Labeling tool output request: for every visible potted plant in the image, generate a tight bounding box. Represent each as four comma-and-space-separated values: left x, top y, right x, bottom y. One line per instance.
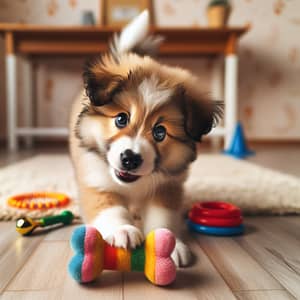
207, 0, 231, 28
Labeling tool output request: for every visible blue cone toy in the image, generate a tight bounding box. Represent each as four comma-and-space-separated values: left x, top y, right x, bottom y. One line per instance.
224, 122, 255, 159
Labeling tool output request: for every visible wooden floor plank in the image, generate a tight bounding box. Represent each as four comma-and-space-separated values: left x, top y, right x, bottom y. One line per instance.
241, 217, 300, 248
1, 290, 62, 300
235, 219, 300, 299
6, 238, 123, 300
283, 216, 300, 231
7, 241, 70, 291
123, 239, 237, 300
195, 234, 283, 292
0, 222, 19, 256
284, 216, 300, 228
0, 233, 45, 294
260, 217, 300, 241
234, 290, 295, 300
3, 274, 123, 300
61, 271, 123, 300
44, 223, 80, 241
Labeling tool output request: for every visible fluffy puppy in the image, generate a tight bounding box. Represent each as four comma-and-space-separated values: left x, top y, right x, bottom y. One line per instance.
69, 11, 223, 267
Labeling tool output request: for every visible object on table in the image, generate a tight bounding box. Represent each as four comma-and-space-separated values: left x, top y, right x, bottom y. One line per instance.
16, 210, 74, 235
69, 226, 176, 286
223, 121, 255, 159
104, 0, 151, 27
81, 10, 96, 25
7, 192, 71, 210
187, 201, 245, 236
207, 0, 231, 28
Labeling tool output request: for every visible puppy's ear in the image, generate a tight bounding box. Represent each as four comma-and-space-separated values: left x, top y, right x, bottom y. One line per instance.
83, 59, 124, 106
183, 91, 223, 142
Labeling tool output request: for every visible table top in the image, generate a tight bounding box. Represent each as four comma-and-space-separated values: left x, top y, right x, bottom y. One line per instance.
0, 23, 248, 34
0, 23, 249, 56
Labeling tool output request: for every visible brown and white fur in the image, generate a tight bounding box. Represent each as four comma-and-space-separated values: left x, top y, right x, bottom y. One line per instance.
69, 11, 223, 267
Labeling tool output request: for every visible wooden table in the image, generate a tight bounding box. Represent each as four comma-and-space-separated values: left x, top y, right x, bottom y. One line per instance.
0, 24, 248, 151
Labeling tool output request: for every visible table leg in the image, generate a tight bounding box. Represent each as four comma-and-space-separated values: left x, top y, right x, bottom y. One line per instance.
224, 54, 238, 150
5, 32, 18, 151
6, 53, 18, 151
22, 57, 34, 148
211, 57, 223, 150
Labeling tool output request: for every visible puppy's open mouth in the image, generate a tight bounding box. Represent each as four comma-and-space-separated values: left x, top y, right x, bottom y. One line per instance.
115, 170, 141, 183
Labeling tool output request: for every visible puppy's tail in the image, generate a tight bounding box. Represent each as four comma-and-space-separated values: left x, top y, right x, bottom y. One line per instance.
109, 10, 164, 58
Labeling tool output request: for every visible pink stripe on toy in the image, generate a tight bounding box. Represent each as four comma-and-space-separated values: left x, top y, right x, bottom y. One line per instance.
154, 228, 176, 285
154, 228, 175, 257
82, 254, 96, 282
81, 227, 99, 282
155, 257, 176, 285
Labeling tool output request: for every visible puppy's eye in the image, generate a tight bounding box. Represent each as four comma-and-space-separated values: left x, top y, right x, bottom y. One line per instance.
115, 112, 129, 128
152, 125, 166, 142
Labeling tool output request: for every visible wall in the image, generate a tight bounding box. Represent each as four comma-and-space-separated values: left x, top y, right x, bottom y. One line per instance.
0, 0, 101, 139
0, 0, 299, 141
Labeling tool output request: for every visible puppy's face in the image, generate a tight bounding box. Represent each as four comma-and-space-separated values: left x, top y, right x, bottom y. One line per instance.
76, 55, 222, 185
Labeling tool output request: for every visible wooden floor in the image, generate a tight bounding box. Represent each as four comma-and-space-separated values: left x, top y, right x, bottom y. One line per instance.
0, 143, 299, 300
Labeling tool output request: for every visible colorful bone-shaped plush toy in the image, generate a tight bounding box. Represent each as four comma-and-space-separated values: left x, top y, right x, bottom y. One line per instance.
68, 225, 176, 286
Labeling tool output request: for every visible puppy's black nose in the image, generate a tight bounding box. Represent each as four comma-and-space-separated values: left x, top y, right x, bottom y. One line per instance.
120, 149, 143, 171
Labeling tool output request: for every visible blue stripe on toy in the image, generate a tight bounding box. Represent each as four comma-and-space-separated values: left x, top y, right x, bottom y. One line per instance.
187, 220, 244, 236
68, 225, 86, 282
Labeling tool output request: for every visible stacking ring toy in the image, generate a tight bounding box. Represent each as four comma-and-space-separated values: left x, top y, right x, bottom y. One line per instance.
189, 213, 243, 227
187, 220, 245, 236
69, 226, 176, 286
187, 201, 244, 236
192, 201, 241, 218
7, 192, 70, 210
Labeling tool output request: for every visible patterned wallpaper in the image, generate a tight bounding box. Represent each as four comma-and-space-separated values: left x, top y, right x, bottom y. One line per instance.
0, 0, 299, 141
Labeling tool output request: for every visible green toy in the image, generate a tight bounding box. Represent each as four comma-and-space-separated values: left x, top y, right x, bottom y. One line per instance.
16, 210, 74, 235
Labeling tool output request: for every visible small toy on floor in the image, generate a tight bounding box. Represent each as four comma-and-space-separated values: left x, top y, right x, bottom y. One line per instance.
7, 192, 70, 210
223, 122, 255, 159
68, 226, 176, 286
16, 210, 74, 235
187, 201, 245, 236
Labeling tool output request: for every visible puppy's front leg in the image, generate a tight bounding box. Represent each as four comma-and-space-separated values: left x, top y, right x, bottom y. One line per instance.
80, 186, 143, 249
143, 185, 192, 267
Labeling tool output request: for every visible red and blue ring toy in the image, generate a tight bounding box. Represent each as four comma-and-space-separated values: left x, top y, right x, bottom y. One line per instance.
191, 201, 241, 218
189, 213, 243, 227
187, 201, 244, 236
187, 220, 245, 236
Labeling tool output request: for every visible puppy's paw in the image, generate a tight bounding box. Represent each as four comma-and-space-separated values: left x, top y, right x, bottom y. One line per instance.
105, 225, 144, 249
171, 239, 192, 268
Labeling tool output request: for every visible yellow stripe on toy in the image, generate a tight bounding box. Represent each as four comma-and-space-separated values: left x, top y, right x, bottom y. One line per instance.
93, 231, 105, 279
144, 230, 156, 284
117, 248, 131, 271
